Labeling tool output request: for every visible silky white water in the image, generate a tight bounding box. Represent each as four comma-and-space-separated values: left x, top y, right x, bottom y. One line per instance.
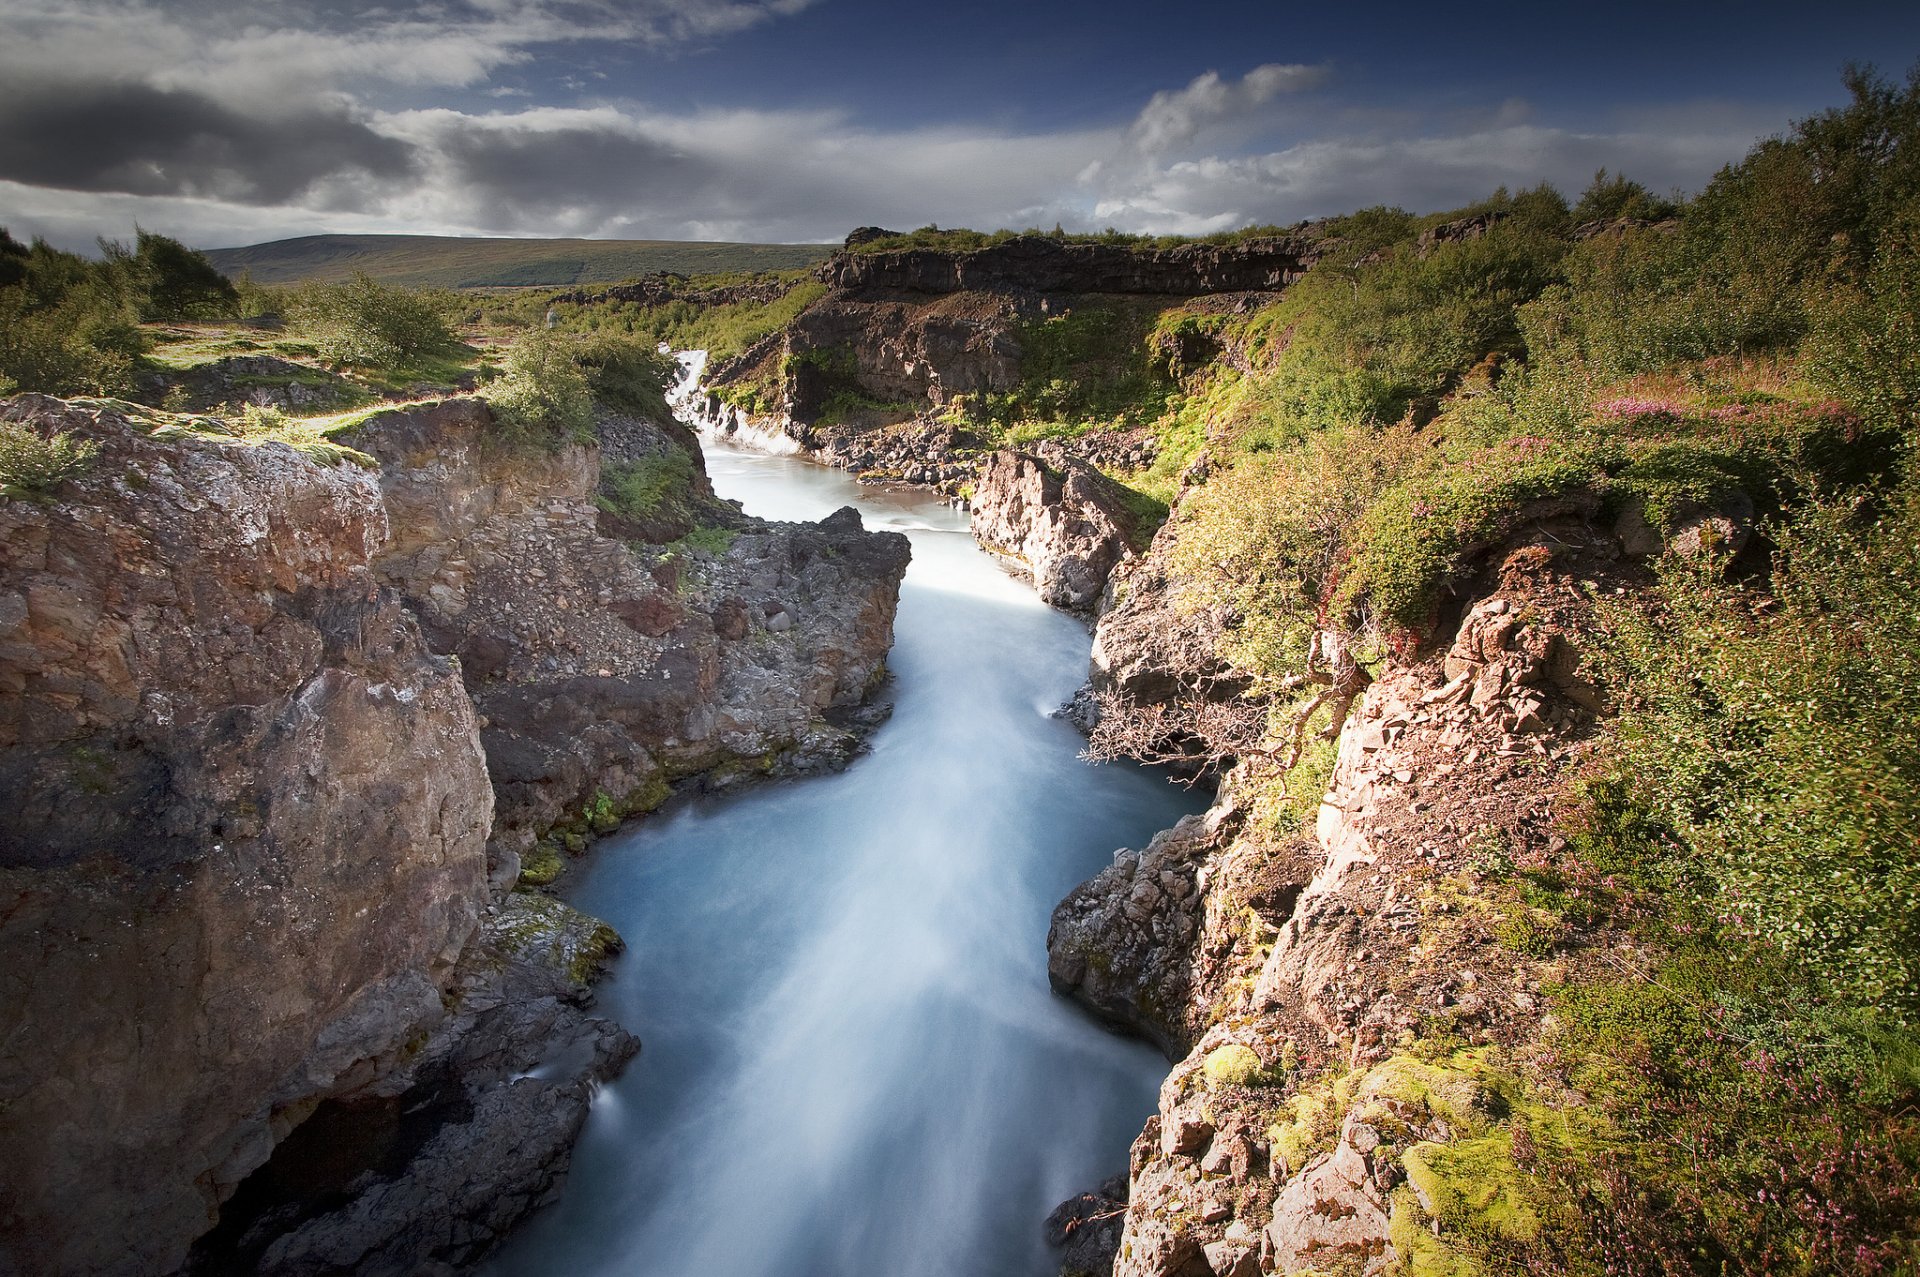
485, 440, 1201, 1277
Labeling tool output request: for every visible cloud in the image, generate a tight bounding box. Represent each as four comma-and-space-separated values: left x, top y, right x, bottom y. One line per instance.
0, 76, 416, 206
368, 105, 1110, 241
1090, 114, 1780, 235
0, 3, 1781, 256
1129, 63, 1331, 155
0, 0, 820, 109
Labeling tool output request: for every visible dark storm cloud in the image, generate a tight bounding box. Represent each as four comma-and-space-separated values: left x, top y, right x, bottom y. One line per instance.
427, 118, 719, 228
0, 78, 417, 205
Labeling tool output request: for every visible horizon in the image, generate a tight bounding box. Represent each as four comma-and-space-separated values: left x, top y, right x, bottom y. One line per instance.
2, 1, 1917, 252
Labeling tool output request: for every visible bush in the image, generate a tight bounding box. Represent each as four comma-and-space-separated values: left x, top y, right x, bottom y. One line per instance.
0, 421, 98, 493
1599, 476, 1920, 1011
287, 273, 455, 369
1570, 168, 1679, 224
1805, 219, 1920, 433
1169, 423, 1423, 679
572, 334, 676, 420
599, 449, 696, 522
481, 330, 594, 442
0, 232, 145, 396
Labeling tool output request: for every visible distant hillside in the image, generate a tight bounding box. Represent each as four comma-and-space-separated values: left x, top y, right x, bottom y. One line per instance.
202, 234, 835, 289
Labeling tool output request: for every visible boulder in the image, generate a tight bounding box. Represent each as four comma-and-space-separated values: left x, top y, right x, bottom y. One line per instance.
971, 447, 1155, 612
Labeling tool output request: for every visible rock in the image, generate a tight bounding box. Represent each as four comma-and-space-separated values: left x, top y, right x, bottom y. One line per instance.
1201, 1240, 1258, 1277
1614, 490, 1754, 560
1048, 816, 1213, 1056
970, 448, 1155, 612
1263, 1117, 1395, 1275
1162, 1111, 1216, 1157
817, 233, 1317, 297
1044, 1175, 1129, 1277
189, 894, 638, 1277
0, 396, 494, 1277
341, 399, 911, 866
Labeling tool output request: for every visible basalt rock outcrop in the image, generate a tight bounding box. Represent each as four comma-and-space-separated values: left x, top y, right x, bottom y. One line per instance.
693, 234, 1316, 516
133, 354, 364, 414
971, 447, 1156, 611
550, 271, 801, 310
818, 234, 1319, 297
0, 395, 494, 1277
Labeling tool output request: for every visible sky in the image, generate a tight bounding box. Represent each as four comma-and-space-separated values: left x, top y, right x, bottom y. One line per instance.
0, 0, 1916, 251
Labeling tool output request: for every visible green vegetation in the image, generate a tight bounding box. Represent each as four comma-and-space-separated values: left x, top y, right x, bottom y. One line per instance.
520, 275, 827, 368
285, 272, 459, 371
104, 229, 240, 321
0, 420, 98, 494
0, 229, 149, 396
479, 329, 596, 443
976, 302, 1177, 434
201, 234, 833, 289
572, 334, 677, 419
1075, 66, 1920, 1273
599, 449, 696, 522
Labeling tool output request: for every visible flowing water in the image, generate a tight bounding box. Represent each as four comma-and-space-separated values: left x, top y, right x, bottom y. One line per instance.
486, 438, 1203, 1277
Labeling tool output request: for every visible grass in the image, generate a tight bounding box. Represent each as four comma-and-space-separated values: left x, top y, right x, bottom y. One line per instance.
203, 234, 834, 289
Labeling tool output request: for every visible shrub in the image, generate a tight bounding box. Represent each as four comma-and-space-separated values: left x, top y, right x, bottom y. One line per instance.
481, 330, 595, 443
287, 273, 455, 369
0, 233, 145, 396
599, 449, 696, 523
1169, 423, 1423, 679
572, 334, 676, 420
1805, 219, 1920, 433
1570, 168, 1679, 224
1598, 476, 1920, 1012
0, 421, 98, 493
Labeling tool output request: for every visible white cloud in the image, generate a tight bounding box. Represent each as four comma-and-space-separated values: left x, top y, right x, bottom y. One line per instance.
1129, 63, 1331, 155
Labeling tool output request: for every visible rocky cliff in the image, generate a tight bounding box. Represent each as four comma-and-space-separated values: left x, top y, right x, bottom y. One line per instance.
692, 234, 1309, 517
0, 390, 911, 1275
1044, 527, 1631, 1277
818, 234, 1317, 296
336, 398, 910, 886
0, 395, 494, 1276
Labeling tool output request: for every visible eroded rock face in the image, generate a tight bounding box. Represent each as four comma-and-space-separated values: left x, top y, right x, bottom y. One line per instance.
0, 396, 494, 1277
341, 400, 912, 877
194, 895, 638, 1277
1079, 550, 1625, 1276
971, 448, 1153, 612
1047, 817, 1213, 1056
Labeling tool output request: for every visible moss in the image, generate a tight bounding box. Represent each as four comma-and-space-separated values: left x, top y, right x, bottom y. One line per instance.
517, 841, 565, 888
1203, 1043, 1271, 1088
492, 890, 623, 986
1401, 1133, 1541, 1244
1389, 1187, 1480, 1277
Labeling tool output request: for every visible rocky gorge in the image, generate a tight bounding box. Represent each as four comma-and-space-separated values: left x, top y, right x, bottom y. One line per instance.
0, 390, 907, 1275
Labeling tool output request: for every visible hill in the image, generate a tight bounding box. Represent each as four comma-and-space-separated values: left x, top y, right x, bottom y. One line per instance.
201, 234, 834, 289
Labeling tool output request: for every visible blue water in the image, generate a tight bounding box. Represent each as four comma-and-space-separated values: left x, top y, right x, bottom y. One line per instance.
486, 443, 1200, 1277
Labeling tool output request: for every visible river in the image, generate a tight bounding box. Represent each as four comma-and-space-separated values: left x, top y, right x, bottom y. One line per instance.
484, 437, 1203, 1277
